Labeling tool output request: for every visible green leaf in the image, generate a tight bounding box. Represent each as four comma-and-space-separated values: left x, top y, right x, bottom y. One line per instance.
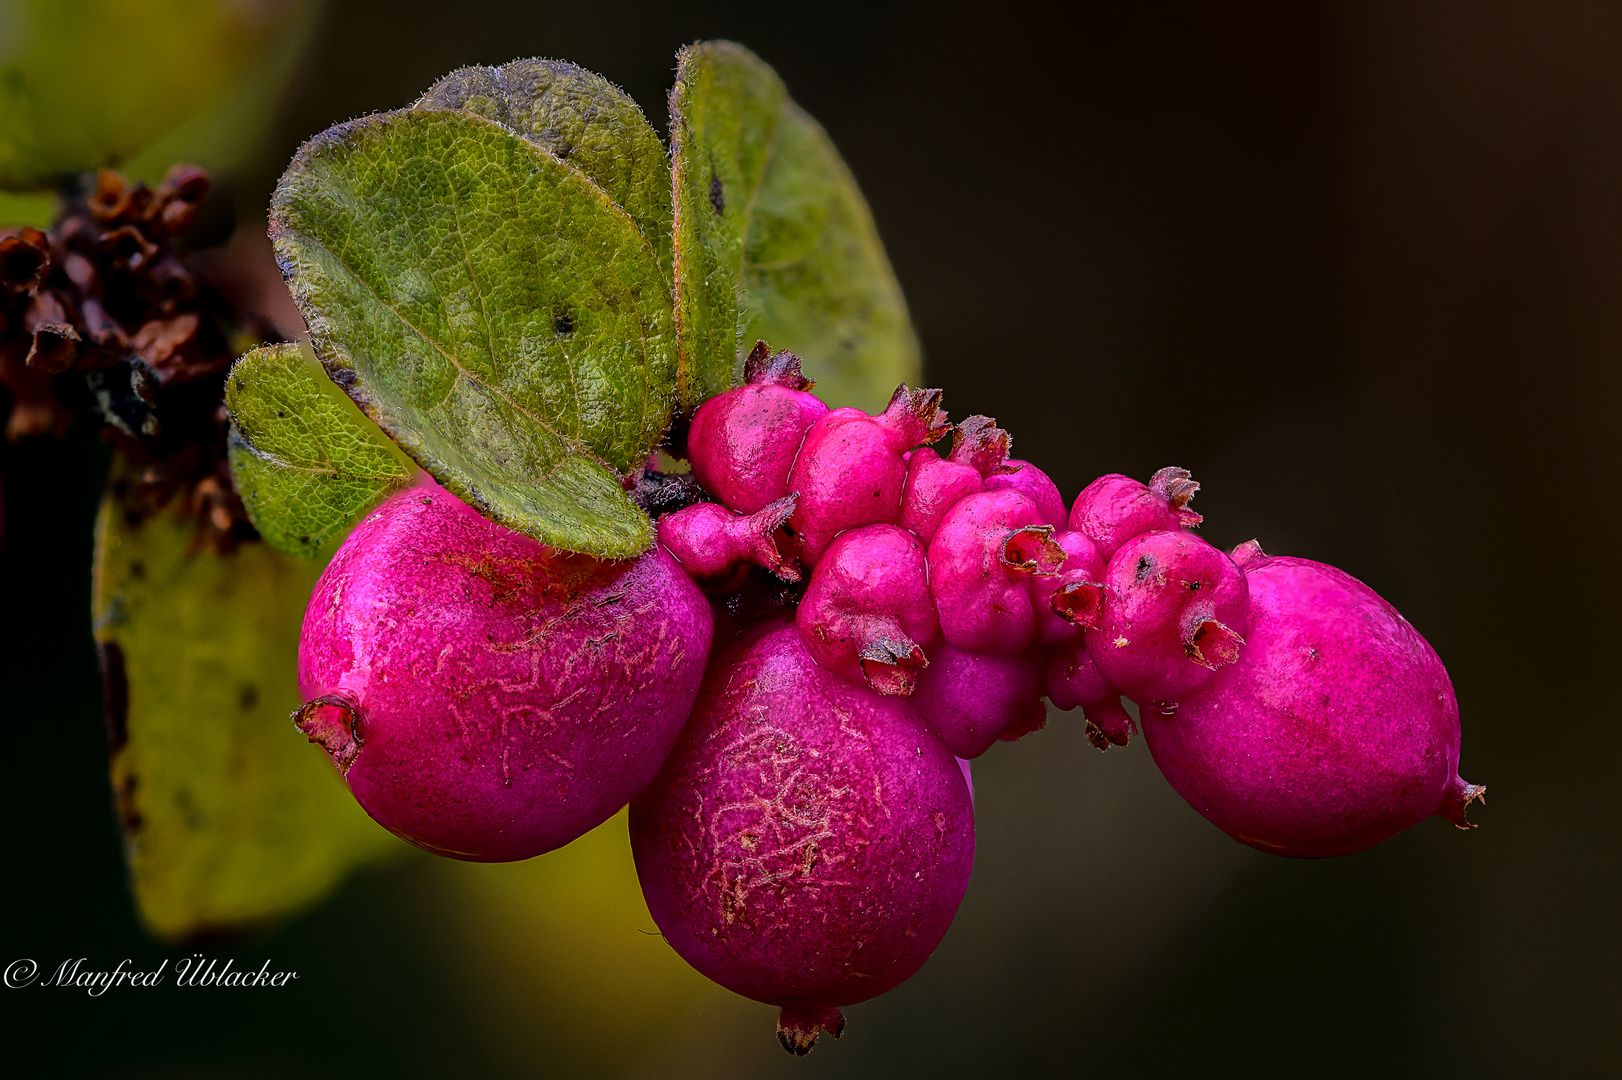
670, 41, 920, 412
92, 471, 403, 942
0, 0, 320, 190
226, 342, 414, 561
416, 57, 674, 284
270, 108, 675, 558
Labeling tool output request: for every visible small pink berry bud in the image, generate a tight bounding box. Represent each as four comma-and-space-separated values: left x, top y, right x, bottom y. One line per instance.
657, 494, 800, 589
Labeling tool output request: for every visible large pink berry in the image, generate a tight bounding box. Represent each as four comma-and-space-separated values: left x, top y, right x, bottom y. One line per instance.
1068, 467, 1202, 560
898, 414, 1014, 544
630, 621, 974, 1054
786, 384, 950, 565
927, 488, 1065, 654
913, 643, 1047, 759
688, 342, 829, 514
1142, 550, 1484, 857
295, 478, 713, 862
657, 494, 800, 590
796, 523, 938, 695
984, 459, 1067, 530
1087, 530, 1247, 709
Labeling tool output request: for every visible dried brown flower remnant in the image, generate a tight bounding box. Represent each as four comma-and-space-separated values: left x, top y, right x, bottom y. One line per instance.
0, 164, 281, 550
0, 227, 52, 300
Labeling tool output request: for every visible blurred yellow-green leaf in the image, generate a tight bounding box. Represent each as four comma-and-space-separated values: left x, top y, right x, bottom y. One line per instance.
428, 810, 733, 1075
0, 0, 320, 190
670, 41, 920, 412
0, 186, 55, 226
92, 470, 403, 941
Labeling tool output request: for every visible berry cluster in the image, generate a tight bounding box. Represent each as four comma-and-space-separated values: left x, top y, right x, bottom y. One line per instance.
295, 340, 1480, 1055
663, 345, 1234, 760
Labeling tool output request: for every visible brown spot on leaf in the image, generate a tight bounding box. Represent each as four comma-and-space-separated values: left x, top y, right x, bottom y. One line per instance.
112, 772, 142, 834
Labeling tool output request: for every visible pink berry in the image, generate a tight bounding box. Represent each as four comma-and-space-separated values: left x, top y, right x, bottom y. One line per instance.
927, 489, 1066, 654
657, 494, 800, 590
295, 478, 713, 862
630, 621, 974, 1054
786, 384, 950, 565
913, 643, 1047, 759
1142, 550, 1484, 857
1047, 641, 1136, 750
1068, 467, 1203, 560
1027, 529, 1106, 646
984, 459, 1067, 530
688, 342, 829, 514
1086, 530, 1247, 709
898, 414, 1014, 543
796, 523, 938, 695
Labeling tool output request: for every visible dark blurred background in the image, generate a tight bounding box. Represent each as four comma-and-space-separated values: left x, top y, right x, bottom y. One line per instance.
4, 1, 1618, 1076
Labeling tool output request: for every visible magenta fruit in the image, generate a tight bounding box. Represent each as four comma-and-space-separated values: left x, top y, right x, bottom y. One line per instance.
687, 342, 828, 515
984, 458, 1067, 531
1142, 550, 1483, 857
656, 494, 800, 589
630, 621, 975, 1054
296, 478, 713, 862
1087, 529, 1247, 709
796, 523, 938, 695
928, 488, 1066, 653
1068, 467, 1202, 560
913, 643, 1048, 759
898, 414, 1014, 543
786, 384, 950, 565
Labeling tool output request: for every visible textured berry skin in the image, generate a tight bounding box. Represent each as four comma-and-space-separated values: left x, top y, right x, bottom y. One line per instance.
1087, 530, 1247, 708
928, 489, 1064, 654
630, 622, 974, 1054
984, 459, 1067, 530
898, 415, 1013, 543
688, 344, 828, 515
296, 478, 713, 862
657, 495, 800, 588
1068, 468, 1202, 560
796, 523, 938, 695
1142, 554, 1483, 858
913, 643, 1047, 759
787, 385, 948, 565
897, 446, 970, 544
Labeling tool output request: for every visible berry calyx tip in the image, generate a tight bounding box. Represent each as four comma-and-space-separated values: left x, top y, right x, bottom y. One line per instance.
776, 1005, 846, 1056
